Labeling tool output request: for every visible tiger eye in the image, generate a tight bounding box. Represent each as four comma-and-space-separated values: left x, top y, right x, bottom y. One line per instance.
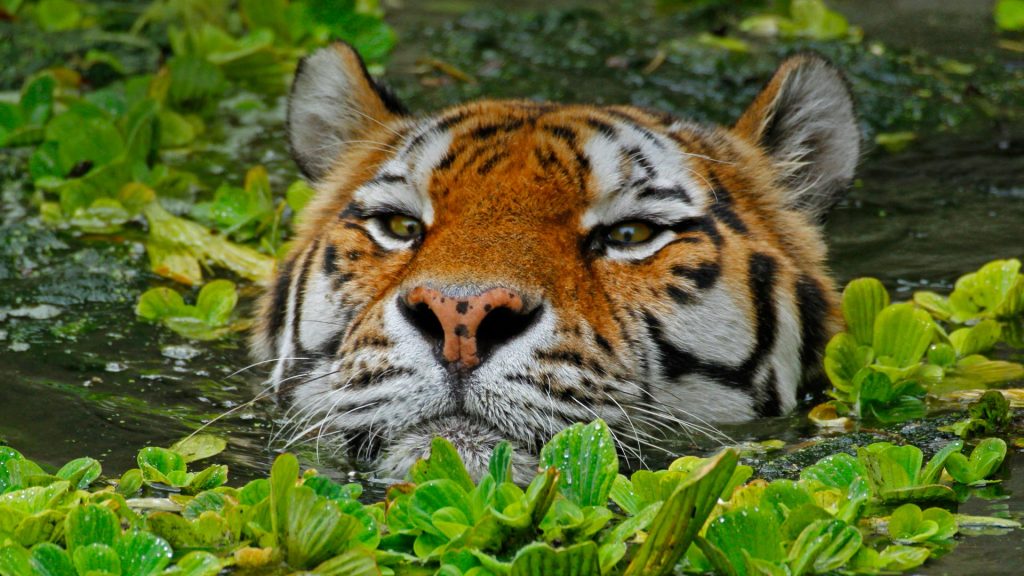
607, 221, 654, 245
386, 215, 424, 239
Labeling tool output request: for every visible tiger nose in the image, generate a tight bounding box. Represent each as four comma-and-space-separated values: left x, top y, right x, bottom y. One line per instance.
401, 286, 539, 370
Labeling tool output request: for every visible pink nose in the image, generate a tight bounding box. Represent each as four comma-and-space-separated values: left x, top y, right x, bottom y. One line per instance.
404, 286, 526, 369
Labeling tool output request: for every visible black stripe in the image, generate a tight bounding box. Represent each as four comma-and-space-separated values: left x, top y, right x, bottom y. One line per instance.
477, 152, 504, 175
755, 368, 783, 417
747, 253, 779, 366
585, 117, 617, 138
370, 173, 406, 185
672, 261, 720, 290
291, 239, 321, 353
266, 258, 295, 339
467, 119, 525, 141
320, 329, 345, 358
645, 252, 779, 392
666, 285, 692, 306
342, 222, 386, 251
605, 109, 665, 147
623, 146, 655, 179
436, 149, 458, 171
795, 275, 831, 386
544, 125, 578, 146
535, 349, 585, 367
637, 185, 692, 204
322, 244, 337, 277
437, 111, 470, 131
707, 174, 749, 234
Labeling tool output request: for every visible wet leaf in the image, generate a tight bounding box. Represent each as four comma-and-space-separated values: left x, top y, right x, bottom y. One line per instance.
624, 448, 738, 576
539, 419, 618, 508
510, 541, 600, 576
873, 303, 934, 368
409, 438, 474, 493
169, 435, 227, 463
65, 504, 120, 553
29, 543, 76, 576
116, 530, 173, 576
72, 543, 121, 575
161, 551, 222, 576
56, 458, 101, 490
841, 278, 889, 346
888, 504, 956, 544
944, 438, 1007, 486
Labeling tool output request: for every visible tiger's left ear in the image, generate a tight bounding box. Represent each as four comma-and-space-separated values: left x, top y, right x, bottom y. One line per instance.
734, 54, 859, 220
288, 42, 408, 182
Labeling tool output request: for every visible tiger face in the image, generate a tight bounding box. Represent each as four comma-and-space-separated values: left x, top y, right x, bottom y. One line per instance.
253, 43, 859, 479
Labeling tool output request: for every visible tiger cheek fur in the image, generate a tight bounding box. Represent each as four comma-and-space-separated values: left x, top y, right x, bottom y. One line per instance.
252, 42, 858, 480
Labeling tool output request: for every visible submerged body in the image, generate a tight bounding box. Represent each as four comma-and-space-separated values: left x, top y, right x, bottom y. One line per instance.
252, 44, 859, 478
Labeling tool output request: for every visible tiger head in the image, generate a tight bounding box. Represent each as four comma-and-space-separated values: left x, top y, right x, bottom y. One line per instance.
252, 43, 859, 479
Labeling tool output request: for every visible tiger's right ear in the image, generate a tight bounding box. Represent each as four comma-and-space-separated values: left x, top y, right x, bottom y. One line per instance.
287, 42, 407, 181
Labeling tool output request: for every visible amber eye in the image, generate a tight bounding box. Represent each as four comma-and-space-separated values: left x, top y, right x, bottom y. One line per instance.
606, 221, 655, 245
384, 214, 424, 239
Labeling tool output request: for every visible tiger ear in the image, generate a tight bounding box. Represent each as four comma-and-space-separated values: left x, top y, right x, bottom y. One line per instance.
287, 42, 407, 181
734, 54, 859, 220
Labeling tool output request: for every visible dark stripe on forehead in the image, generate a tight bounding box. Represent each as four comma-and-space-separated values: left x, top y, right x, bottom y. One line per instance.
585, 117, 617, 138
467, 119, 526, 141
624, 146, 655, 181
637, 184, 692, 204
604, 109, 666, 148
403, 112, 470, 153
707, 175, 749, 235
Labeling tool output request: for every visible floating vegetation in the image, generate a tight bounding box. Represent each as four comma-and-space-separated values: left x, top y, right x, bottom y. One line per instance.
818, 260, 1024, 425
0, 421, 1017, 575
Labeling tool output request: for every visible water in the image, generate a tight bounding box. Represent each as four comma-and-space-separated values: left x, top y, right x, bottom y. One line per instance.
1, 0, 1022, 572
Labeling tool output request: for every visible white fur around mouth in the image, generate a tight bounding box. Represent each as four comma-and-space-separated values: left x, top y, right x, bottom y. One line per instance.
375, 415, 538, 482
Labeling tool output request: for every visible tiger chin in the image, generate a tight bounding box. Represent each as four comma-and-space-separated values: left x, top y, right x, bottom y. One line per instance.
251, 42, 859, 481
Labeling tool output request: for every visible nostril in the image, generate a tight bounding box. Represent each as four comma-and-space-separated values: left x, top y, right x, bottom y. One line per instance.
475, 305, 543, 361
401, 286, 541, 370
400, 298, 446, 351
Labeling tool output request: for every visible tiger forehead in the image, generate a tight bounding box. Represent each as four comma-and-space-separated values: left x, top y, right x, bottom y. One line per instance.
373, 102, 712, 223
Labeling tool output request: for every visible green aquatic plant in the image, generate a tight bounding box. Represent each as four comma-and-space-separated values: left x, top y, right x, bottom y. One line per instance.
940, 390, 1012, 439
0, 423, 1015, 576
821, 273, 1024, 424
136, 279, 248, 340
943, 438, 1008, 487
914, 259, 1024, 325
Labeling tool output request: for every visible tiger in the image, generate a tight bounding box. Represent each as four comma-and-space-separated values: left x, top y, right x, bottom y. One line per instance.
251, 42, 859, 480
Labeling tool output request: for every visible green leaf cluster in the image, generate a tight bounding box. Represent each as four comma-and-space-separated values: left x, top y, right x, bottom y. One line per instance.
823, 271, 1024, 424
939, 390, 1012, 439
136, 280, 247, 340
2, 422, 1016, 576
6, 0, 394, 337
